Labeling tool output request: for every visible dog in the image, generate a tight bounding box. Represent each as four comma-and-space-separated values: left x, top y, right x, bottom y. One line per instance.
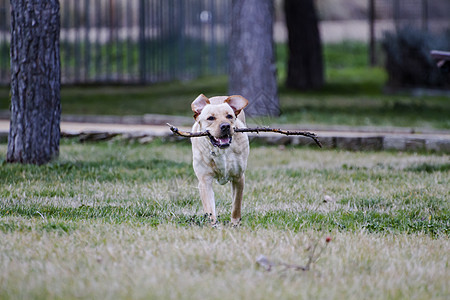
190, 94, 250, 226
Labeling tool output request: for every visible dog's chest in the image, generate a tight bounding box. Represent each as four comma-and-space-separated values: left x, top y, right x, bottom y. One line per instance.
210, 150, 242, 185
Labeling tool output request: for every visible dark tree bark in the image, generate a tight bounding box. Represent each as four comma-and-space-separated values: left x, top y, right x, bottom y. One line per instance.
229, 0, 279, 117
284, 0, 324, 90
7, 0, 61, 165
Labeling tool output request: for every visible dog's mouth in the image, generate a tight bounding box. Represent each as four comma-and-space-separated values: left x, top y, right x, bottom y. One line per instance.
208, 134, 232, 149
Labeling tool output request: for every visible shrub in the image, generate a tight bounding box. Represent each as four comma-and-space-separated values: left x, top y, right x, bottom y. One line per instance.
382, 28, 450, 89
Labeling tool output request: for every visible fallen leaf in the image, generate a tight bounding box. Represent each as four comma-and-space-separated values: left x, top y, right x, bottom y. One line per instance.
323, 195, 336, 203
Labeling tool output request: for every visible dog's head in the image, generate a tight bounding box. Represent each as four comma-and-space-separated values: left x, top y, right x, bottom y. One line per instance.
192, 94, 249, 149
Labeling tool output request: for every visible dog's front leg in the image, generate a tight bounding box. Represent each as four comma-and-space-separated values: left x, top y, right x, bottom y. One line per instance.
198, 176, 217, 224
231, 174, 245, 226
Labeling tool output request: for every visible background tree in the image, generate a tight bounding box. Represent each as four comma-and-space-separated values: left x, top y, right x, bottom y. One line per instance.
7, 0, 61, 165
284, 0, 324, 90
229, 0, 279, 117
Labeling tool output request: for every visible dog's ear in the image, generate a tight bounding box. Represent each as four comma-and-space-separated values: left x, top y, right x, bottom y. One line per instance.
225, 95, 249, 116
191, 94, 210, 119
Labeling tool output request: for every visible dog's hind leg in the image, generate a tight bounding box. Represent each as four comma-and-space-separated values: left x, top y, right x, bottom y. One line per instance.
231, 174, 245, 226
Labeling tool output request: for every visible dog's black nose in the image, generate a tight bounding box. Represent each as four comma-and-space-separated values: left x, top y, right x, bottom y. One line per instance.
220, 123, 231, 134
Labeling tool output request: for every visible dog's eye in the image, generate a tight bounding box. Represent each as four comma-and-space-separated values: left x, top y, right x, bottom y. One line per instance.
207, 116, 216, 121
226, 114, 233, 119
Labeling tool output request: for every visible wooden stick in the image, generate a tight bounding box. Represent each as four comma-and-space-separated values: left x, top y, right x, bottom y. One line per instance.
167, 123, 322, 148
167, 123, 210, 138
235, 127, 322, 148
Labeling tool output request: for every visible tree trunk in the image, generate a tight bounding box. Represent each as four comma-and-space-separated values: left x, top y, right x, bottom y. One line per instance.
229, 0, 279, 117
7, 0, 61, 165
284, 0, 324, 90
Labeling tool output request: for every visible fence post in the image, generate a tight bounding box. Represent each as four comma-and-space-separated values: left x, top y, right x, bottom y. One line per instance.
368, 0, 376, 66
209, 0, 217, 74
422, 0, 428, 31
393, 0, 400, 32
0, 1, 8, 83
84, 0, 91, 82
138, 0, 146, 83
178, 0, 185, 79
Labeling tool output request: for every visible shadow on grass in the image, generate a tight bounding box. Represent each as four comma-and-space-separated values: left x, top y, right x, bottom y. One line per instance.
0, 158, 194, 184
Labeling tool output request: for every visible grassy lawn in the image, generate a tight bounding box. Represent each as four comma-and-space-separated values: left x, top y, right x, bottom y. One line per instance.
1, 140, 449, 299
0, 42, 449, 298
1, 42, 449, 129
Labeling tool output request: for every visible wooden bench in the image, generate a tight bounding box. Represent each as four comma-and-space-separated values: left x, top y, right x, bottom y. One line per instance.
431, 50, 450, 69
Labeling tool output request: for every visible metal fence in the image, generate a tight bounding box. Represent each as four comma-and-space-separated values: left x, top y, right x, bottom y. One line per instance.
0, 1, 8, 85
1, 0, 449, 85
375, 0, 449, 32
369, 0, 450, 65
0, 0, 231, 85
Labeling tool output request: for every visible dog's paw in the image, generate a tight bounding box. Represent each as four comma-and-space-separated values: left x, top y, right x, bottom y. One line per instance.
205, 213, 220, 228
231, 218, 241, 228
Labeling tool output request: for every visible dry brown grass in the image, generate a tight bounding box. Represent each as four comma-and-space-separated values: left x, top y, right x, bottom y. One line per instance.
1, 220, 448, 300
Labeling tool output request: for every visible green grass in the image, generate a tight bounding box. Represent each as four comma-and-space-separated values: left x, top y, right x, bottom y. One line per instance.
1, 42, 449, 129
1, 140, 449, 299
1, 140, 448, 236
62, 75, 230, 116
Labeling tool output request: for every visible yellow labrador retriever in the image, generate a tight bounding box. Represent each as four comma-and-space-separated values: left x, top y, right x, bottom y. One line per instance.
191, 94, 249, 226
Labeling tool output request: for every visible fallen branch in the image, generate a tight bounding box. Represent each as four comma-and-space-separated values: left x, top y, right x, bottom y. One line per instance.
256, 255, 310, 272
235, 127, 322, 148
167, 123, 211, 138
167, 123, 322, 148
256, 236, 332, 273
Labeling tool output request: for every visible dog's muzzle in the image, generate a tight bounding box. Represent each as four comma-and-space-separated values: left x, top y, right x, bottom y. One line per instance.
208, 123, 232, 149
209, 135, 232, 149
